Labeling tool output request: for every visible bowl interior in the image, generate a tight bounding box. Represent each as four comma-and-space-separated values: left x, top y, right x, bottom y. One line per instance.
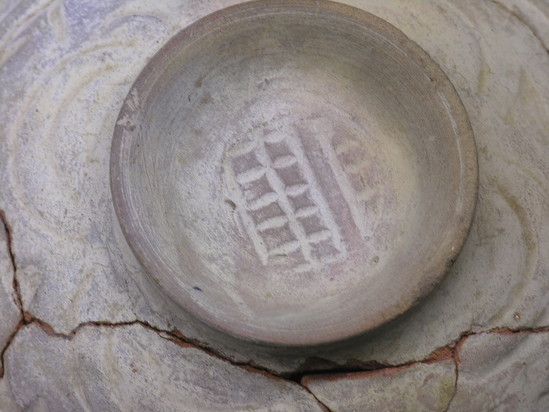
111, 1, 477, 346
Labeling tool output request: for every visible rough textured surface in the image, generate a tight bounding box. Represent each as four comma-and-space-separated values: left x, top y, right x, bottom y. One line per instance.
3, 0, 549, 373
303, 360, 456, 411
111, 0, 477, 347
0, 215, 21, 377
448, 332, 549, 411
4, 323, 324, 411
1, 0, 549, 409
0, 377, 18, 412
316, 0, 549, 367
495, 0, 549, 50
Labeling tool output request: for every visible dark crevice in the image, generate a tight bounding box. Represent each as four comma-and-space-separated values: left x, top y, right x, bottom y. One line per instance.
443, 331, 471, 412
156, 325, 288, 380
491, 0, 549, 56
22, 315, 335, 410
2, 202, 549, 404
487, 325, 549, 334
293, 325, 549, 382
138, 324, 333, 410
0, 319, 23, 378
0, 210, 23, 378
2, 206, 549, 406
441, 326, 549, 411
286, 356, 392, 381
0, 210, 23, 310
20, 315, 287, 379
299, 384, 334, 412
5, 306, 549, 405
292, 343, 455, 383
294, 358, 415, 383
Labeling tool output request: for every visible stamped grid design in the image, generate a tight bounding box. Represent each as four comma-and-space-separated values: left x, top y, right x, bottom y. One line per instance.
321, 130, 376, 239
224, 130, 345, 271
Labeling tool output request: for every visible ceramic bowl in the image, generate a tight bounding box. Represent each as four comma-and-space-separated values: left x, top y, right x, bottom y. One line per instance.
111, 0, 477, 346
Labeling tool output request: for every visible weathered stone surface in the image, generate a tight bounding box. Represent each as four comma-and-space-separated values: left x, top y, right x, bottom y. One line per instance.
0, 378, 18, 412
303, 360, 456, 412
0, 0, 241, 336
448, 332, 549, 411
495, 0, 549, 50
4, 323, 324, 411
314, 0, 549, 367
0, 216, 20, 375
0, 0, 549, 407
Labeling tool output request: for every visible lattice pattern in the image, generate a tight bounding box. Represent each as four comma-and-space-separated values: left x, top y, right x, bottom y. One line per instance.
224, 130, 344, 271
322, 131, 377, 238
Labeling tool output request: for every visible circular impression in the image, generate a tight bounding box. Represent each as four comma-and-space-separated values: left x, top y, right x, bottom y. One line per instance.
111, 0, 478, 346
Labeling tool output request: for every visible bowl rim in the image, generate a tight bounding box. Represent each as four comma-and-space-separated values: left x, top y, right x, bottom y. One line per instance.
110, 0, 479, 347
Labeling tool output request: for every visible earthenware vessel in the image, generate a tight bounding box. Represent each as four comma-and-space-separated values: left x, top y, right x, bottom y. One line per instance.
111, 0, 477, 346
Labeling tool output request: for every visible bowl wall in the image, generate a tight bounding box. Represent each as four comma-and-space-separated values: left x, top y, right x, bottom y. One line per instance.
111, 0, 477, 346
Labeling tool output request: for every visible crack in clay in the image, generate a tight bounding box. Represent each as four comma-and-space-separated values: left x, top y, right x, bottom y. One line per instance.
297, 340, 463, 412
0, 210, 23, 311
442, 326, 549, 411
5, 302, 549, 407
296, 325, 549, 383
148, 327, 334, 410
0, 319, 23, 378
2, 202, 549, 405
300, 386, 333, 412
484, 325, 549, 335
18, 315, 334, 411
2, 204, 549, 408
299, 326, 549, 411
443, 331, 471, 412
299, 344, 458, 388
0, 210, 23, 378
491, 0, 549, 56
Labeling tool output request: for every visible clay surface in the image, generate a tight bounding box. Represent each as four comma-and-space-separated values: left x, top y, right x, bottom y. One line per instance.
304, 360, 456, 411
0, 216, 20, 377
1, 0, 549, 409
4, 323, 324, 411
448, 332, 549, 411
111, 0, 477, 346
